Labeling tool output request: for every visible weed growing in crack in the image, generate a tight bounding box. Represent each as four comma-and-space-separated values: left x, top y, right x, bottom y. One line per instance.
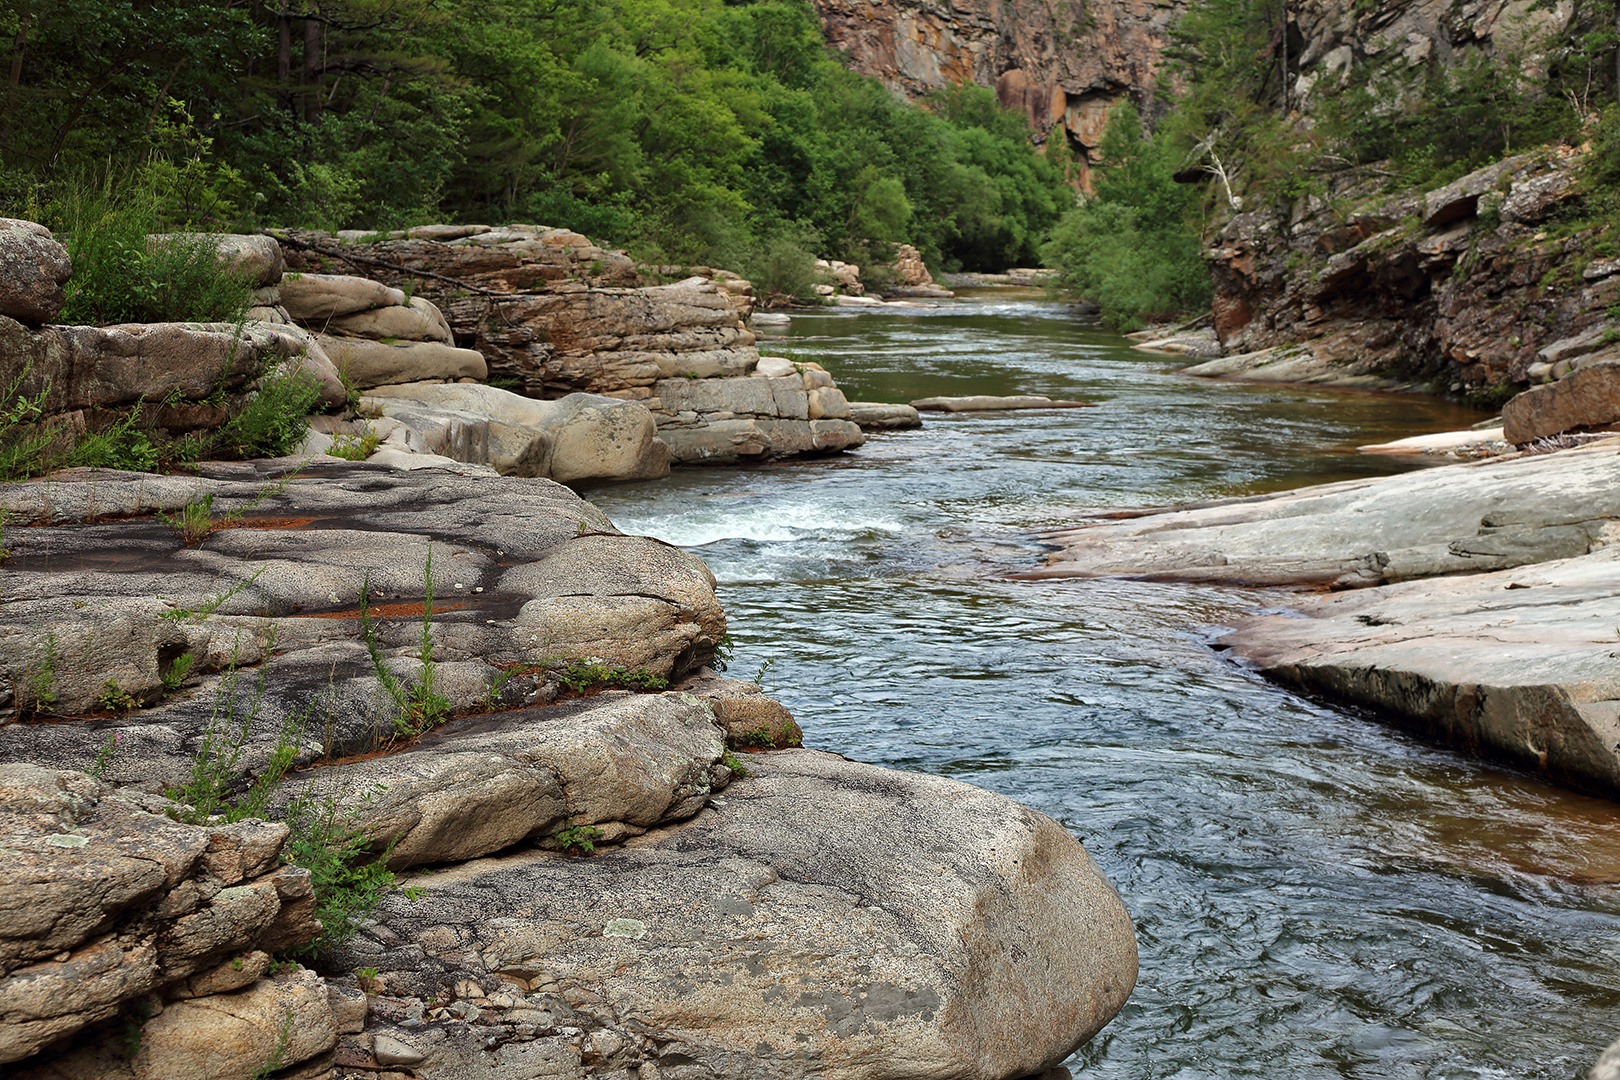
555, 822, 605, 854
360, 547, 450, 744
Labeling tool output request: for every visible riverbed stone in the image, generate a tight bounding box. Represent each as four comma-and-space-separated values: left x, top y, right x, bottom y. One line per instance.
324, 296, 454, 344
1036, 441, 1620, 587
910, 395, 1091, 412
0, 218, 72, 325
331, 748, 1136, 1079
849, 402, 923, 430
673, 671, 804, 749
1217, 542, 1620, 797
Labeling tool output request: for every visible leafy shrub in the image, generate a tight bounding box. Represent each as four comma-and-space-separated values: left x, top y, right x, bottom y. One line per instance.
55, 175, 253, 326
219, 364, 321, 459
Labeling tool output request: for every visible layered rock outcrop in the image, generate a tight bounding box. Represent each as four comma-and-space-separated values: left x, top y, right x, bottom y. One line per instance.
281, 228, 865, 464
0, 463, 1139, 1078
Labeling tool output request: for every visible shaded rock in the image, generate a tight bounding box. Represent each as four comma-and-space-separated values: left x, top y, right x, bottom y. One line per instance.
1035, 442, 1620, 587
1502, 361, 1620, 443
1217, 544, 1620, 797
279, 273, 405, 321
0, 765, 310, 1064
849, 401, 923, 430
273, 692, 728, 869
1421, 155, 1530, 228
324, 296, 453, 344
317, 334, 486, 389
0, 461, 725, 781
363, 382, 670, 482
131, 969, 336, 1080
336, 748, 1136, 1079
0, 218, 72, 325
406, 224, 491, 242
911, 395, 1091, 412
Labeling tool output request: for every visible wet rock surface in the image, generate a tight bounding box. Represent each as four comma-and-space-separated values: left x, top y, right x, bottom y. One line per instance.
326, 748, 1137, 1080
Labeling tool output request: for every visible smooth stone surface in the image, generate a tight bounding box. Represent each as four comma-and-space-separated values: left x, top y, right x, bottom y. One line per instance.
0, 218, 72, 325
317, 334, 487, 388
1217, 544, 1620, 797
910, 395, 1091, 412
324, 296, 454, 344
1359, 426, 1506, 454
1035, 443, 1620, 588
339, 748, 1136, 1080
848, 401, 923, 430
273, 693, 729, 869
364, 383, 670, 482
280, 273, 406, 321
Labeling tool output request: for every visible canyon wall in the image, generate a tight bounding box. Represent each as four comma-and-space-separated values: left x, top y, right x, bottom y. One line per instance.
812, 0, 1183, 185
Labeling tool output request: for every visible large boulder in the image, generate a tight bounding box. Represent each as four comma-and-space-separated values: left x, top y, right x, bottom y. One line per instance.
327, 748, 1137, 1079
0, 219, 72, 325
268, 692, 730, 868
317, 333, 486, 388
0, 316, 343, 419
325, 296, 453, 343
363, 382, 671, 482
279, 272, 405, 321
1502, 361, 1620, 444
149, 233, 284, 288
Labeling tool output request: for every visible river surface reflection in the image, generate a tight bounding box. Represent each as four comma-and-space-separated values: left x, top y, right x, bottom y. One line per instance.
586, 293, 1620, 1079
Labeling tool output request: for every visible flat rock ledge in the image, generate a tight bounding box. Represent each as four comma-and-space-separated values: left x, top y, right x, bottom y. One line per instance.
0, 460, 724, 782
1031, 442, 1620, 795
1032, 442, 1620, 589
321, 748, 1137, 1080
1216, 545, 1620, 798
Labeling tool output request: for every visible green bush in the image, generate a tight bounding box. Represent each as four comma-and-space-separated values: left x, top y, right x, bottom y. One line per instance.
1043, 103, 1211, 329
54, 175, 253, 326
218, 364, 321, 460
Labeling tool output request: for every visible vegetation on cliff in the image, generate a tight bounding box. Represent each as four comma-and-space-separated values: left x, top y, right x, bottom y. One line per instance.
0, 0, 1069, 275
1044, 0, 1620, 329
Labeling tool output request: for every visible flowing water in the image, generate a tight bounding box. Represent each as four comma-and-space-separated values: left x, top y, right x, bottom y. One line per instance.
586, 292, 1620, 1079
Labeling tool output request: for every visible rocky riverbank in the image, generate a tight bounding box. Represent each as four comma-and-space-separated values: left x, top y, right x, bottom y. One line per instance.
1034, 437, 1620, 799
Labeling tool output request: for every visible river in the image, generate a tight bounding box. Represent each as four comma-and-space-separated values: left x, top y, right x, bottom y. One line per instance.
586, 292, 1620, 1079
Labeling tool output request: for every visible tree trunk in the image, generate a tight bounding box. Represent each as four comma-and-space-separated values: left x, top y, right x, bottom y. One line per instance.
8, 9, 31, 87
278, 9, 292, 114
303, 14, 322, 124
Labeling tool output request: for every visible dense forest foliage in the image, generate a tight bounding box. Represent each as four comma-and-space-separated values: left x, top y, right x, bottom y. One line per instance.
0, 0, 1073, 280
1045, 0, 1620, 328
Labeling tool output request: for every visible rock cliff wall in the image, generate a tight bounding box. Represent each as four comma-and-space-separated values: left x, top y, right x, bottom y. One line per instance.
812, 0, 1182, 185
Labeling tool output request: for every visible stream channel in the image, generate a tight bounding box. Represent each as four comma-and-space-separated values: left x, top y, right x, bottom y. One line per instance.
586, 291, 1620, 1079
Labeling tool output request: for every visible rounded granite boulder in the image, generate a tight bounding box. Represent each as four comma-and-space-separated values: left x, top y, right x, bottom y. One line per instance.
0, 218, 72, 325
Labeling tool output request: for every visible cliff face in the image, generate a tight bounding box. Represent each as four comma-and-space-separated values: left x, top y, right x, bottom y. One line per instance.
811, 0, 1183, 184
